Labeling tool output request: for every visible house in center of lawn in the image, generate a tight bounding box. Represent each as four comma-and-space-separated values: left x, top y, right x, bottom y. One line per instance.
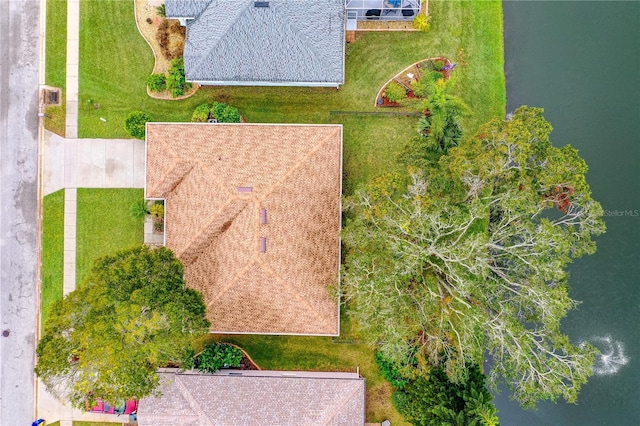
145, 123, 342, 335
165, 0, 346, 87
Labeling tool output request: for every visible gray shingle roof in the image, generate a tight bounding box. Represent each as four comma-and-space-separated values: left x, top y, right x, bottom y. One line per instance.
165, 0, 210, 18
137, 370, 366, 425
166, 0, 345, 85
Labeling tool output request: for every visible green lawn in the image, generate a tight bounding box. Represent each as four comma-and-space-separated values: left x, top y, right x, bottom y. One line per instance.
337, 113, 417, 196
78, 0, 504, 139
75, 189, 144, 286
41, 190, 65, 328
44, 0, 67, 135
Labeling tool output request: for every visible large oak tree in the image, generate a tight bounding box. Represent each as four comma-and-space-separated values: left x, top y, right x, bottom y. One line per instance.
36, 246, 210, 408
342, 107, 605, 408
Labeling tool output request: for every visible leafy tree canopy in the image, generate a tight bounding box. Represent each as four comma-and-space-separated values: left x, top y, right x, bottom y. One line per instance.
36, 246, 210, 409
393, 363, 499, 426
343, 106, 605, 408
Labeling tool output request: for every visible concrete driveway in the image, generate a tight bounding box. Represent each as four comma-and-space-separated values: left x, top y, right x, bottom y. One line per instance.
43, 131, 146, 195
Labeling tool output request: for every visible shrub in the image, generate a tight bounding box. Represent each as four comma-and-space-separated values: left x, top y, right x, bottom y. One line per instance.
412, 13, 430, 32
375, 351, 408, 389
130, 199, 150, 220
124, 111, 152, 139
150, 203, 164, 220
156, 3, 166, 17
153, 221, 164, 232
384, 81, 407, 103
411, 78, 430, 98
195, 343, 243, 373
393, 365, 500, 426
191, 103, 211, 122
434, 59, 446, 71
212, 102, 241, 123
146, 73, 167, 92
166, 58, 192, 97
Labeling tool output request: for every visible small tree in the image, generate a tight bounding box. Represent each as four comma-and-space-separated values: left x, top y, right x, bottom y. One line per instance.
130, 198, 151, 220
124, 111, 152, 139
195, 342, 243, 373
147, 73, 167, 92
156, 3, 166, 17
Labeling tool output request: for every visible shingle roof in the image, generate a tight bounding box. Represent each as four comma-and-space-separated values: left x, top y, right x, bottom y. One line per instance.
137, 370, 365, 426
145, 123, 342, 335
165, 0, 345, 85
165, 0, 210, 17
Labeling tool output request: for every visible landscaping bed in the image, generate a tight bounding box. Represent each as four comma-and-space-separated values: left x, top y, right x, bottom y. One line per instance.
134, 0, 199, 100
375, 56, 452, 107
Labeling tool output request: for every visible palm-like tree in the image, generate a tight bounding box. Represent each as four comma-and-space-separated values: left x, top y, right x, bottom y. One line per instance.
417, 79, 469, 153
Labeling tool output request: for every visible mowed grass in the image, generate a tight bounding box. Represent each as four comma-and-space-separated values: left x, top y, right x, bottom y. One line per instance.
44, 0, 67, 135
75, 189, 144, 286
337, 113, 417, 196
41, 190, 65, 326
79, 0, 504, 139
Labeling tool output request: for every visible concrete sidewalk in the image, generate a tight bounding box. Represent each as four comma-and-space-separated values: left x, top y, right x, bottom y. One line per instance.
43, 130, 146, 195
65, 0, 79, 138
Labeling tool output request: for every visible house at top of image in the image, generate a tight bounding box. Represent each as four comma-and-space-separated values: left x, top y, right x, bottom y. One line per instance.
145, 123, 343, 336
165, 0, 346, 87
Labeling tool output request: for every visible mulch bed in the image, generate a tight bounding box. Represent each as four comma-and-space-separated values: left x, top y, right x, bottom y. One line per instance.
235, 353, 260, 370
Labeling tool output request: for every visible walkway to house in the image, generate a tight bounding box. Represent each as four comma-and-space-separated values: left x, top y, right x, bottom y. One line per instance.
37, 0, 145, 422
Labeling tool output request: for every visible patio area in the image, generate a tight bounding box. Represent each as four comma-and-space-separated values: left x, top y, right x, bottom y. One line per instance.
346, 0, 421, 21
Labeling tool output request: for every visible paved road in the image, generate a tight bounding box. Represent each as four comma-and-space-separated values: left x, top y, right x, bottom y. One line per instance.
0, 0, 41, 424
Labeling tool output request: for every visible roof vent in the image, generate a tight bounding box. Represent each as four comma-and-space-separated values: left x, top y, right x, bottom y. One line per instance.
254, 1, 269, 7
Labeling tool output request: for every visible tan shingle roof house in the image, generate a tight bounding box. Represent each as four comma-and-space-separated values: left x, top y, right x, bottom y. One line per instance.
145, 123, 342, 335
137, 369, 366, 425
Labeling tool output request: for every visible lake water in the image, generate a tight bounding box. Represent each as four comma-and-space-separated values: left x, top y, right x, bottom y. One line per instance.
498, 1, 640, 424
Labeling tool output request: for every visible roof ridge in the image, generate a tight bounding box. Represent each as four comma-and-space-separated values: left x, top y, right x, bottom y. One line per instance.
190, 0, 252, 77
318, 380, 363, 424
255, 257, 334, 331
177, 198, 247, 262
173, 375, 214, 426
259, 128, 337, 201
